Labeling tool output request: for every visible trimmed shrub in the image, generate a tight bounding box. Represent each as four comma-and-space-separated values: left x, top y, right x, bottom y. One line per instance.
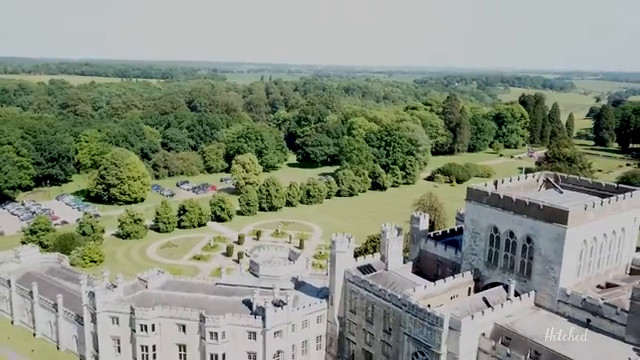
238, 233, 246, 245
237, 251, 245, 261
429, 163, 473, 184
463, 163, 495, 178
226, 244, 235, 258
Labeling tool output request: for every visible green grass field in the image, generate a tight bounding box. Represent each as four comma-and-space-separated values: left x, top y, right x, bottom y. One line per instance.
0, 74, 157, 85
223, 72, 302, 84
499, 88, 596, 120
156, 236, 204, 260
0, 318, 77, 360
572, 80, 640, 93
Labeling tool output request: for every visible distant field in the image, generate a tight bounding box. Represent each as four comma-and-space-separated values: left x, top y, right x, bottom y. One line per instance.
223, 72, 302, 84
629, 96, 640, 101
499, 87, 596, 120
573, 80, 640, 93
0, 74, 158, 85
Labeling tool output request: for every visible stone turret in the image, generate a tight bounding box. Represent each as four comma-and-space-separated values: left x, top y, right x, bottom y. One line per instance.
455, 208, 465, 226
381, 223, 404, 270
327, 233, 355, 359
410, 212, 430, 260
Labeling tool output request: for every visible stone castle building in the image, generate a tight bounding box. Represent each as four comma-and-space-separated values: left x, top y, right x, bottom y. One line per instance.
0, 244, 328, 360
2, 171, 640, 360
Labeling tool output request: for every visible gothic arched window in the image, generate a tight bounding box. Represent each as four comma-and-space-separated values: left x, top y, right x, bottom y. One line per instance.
597, 235, 606, 271
616, 229, 626, 265
587, 237, 597, 274
502, 231, 517, 273
518, 236, 534, 278
412, 350, 430, 360
577, 240, 587, 277
606, 231, 616, 268
487, 226, 501, 266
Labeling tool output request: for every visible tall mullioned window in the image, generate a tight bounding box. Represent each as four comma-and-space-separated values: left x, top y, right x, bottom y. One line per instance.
365, 302, 374, 324
587, 238, 596, 274
487, 226, 501, 266
502, 231, 517, 273
576, 240, 587, 277
606, 231, 616, 268
597, 235, 606, 271
349, 290, 358, 314
518, 236, 534, 278
615, 229, 626, 265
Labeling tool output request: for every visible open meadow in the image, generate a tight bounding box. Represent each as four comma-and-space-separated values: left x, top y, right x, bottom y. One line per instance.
0, 74, 156, 85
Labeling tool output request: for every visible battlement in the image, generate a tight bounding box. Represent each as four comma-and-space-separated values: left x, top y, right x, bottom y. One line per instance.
467, 172, 640, 227
420, 238, 462, 263
410, 211, 429, 228
405, 271, 473, 299
330, 233, 355, 252
427, 225, 464, 243
381, 223, 403, 240
345, 269, 446, 328
449, 291, 536, 331
557, 287, 629, 325
136, 268, 170, 288
354, 252, 381, 265
248, 244, 307, 279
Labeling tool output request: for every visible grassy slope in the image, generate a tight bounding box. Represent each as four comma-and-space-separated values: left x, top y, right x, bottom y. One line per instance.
156, 236, 205, 260
0, 318, 77, 360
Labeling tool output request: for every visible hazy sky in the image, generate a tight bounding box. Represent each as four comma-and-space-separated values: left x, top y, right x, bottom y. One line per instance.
1, 0, 638, 71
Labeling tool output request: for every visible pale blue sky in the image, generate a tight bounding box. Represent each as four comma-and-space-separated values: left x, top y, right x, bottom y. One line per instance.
1, 0, 638, 71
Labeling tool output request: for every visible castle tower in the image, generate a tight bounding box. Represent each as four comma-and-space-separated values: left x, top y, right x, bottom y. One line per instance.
327, 233, 355, 359
380, 223, 404, 270
409, 212, 430, 261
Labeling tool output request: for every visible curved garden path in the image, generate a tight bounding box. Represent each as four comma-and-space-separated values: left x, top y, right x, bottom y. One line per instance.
144, 219, 325, 278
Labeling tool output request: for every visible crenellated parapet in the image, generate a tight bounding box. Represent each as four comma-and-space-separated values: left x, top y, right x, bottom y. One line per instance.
449, 291, 536, 331
344, 269, 446, 328
330, 233, 355, 253
404, 271, 473, 299
557, 287, 628, 325
467, 172, 640, 227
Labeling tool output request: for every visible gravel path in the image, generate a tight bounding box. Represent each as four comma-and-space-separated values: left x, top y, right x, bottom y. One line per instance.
144, 220, 325, 278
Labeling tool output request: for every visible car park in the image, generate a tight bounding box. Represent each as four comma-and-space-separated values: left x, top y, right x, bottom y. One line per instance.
176, 181, 193, 191
151, 184, 163, 192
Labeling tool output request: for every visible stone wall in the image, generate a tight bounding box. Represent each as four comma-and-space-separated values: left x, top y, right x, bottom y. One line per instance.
462, 202, 567, 310
556, 287, 628, 338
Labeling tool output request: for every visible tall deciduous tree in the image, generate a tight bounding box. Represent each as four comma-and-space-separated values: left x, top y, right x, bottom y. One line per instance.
238, 185, 259, 216
593, 105, 616, 147
519, 93, 548, 145
300, 178, 327, 205
413, 192, 448, 230
21, 215, 56, 250
153, 200, 178, 233
468, 111, 497, 152
486, 104, 530, 149
224, 123, 288, 170
200, 142, 228, 173
614, 103, 640, 151
117, 209, 148, 240
334, 168, 361, 197
89, 148, 151, 205
177, 199, 209, 229
0, 145, 35, 200
285, 182, 302, 207
76, 213, 105, 243
75, 129, 111, 172
230, 153, 263, 192
565, 113, 575, 139
209, 194, 235, 222
257, 177, 286, 212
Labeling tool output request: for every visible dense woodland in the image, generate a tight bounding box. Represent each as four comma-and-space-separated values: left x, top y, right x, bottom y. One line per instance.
1, 60, 637, 201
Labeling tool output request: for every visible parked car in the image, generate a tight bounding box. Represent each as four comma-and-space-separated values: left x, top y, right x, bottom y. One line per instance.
220, 177, 234, 184
176, 181, 193, 191
160, 189, 175, 198
151, 184, 163, 192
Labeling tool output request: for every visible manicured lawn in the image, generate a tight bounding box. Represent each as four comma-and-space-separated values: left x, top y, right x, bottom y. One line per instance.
0, 74, 156, 85
0, 317, 77, 360
254, 220, 314, 233
223, 72, 302, 84
157, 236, 204, 260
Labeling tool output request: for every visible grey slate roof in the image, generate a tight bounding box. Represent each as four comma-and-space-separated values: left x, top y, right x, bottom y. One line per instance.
522, 189, 601, 208
444, 286, 508, 317
16, 269, 83, 315
125, 290, 254, 316
364, 265, 429, 294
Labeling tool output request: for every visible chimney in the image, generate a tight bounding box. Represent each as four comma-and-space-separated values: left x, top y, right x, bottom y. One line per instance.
507, 279, 516, 299
251, 289, 259, 314
272, 284, 280, 301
